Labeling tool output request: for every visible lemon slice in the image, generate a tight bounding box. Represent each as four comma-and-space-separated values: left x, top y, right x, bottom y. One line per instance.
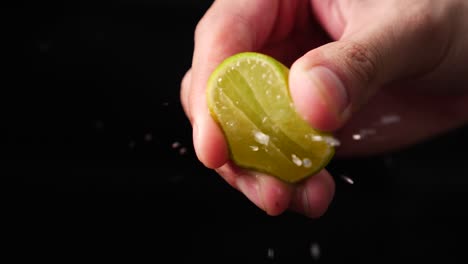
206, 52, 335, 183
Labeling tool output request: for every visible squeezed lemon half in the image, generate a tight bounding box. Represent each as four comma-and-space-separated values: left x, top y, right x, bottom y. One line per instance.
206, 52, 335, 183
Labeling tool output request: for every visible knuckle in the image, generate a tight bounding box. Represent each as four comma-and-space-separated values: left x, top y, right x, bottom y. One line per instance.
406, 9, 439, 38
398, 1, 453, 71
401, 1, 450, 46
340, 41, 380, 85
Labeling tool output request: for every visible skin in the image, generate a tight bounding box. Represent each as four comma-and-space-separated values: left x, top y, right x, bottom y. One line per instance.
180, 0, 468, 218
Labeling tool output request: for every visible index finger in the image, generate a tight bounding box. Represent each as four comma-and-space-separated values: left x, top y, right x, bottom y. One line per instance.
189, 0, 280, 169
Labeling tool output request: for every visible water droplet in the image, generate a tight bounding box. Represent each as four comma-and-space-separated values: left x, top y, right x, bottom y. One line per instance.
221, 106, 228, 110
276, 95, 281, 100
323, 136, 341, 147
340, 174, 354, 184
350, 129, 376, 141
247, 59, 251, 64
235, 100, 239, 105
303, 158, 312, 168
380, 114, 401, 125
265, 90, 271, 95
292, 154, 303, 166
250, 145, 259, 152
144, 133, 153, 142
226, 121, 236, 127
262, 116, 268, 123
267, 80, 272, 85
310, 243, 321, 260
267, 248, 275, 259
236, 61, 240, 67
311, 135, 323, 141
261, 73, 266, 79
179, 147, 188, 155
254, 131, 270, 146
172, 141, 181, 149
217, 77, 223, 83
128, 140, 136, 149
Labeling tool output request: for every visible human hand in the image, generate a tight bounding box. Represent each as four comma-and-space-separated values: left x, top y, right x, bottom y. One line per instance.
180, 0, 468, 217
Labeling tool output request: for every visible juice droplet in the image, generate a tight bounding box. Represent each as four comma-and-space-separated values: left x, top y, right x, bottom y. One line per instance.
340, 174, 354, 184
323, 136, 341, 147
311, 135, 323, 141
310, 243, 321, 260
291, 154, 303, 166
267, 248, 275, 259
250, 145, 259, 152
254, 131, 270, 146
179, 147, 188, 155
303, 158, 312, 168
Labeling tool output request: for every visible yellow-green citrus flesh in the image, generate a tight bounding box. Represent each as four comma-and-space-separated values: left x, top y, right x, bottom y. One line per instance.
207, 52, 335, 183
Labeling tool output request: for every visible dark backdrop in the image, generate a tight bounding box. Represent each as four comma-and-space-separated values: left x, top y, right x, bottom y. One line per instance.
8, 1, 468, 263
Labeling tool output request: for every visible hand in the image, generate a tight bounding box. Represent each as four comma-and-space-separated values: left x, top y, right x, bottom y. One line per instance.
180, 0, 468, 218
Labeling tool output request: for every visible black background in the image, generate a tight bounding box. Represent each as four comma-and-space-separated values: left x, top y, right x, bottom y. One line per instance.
8, 1, 468, 263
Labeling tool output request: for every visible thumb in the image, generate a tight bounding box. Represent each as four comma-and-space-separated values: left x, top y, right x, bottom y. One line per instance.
289, 13, 450, 131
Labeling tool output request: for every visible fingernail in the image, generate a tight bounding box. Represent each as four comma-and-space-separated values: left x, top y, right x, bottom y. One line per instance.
306, 66, 349, 118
